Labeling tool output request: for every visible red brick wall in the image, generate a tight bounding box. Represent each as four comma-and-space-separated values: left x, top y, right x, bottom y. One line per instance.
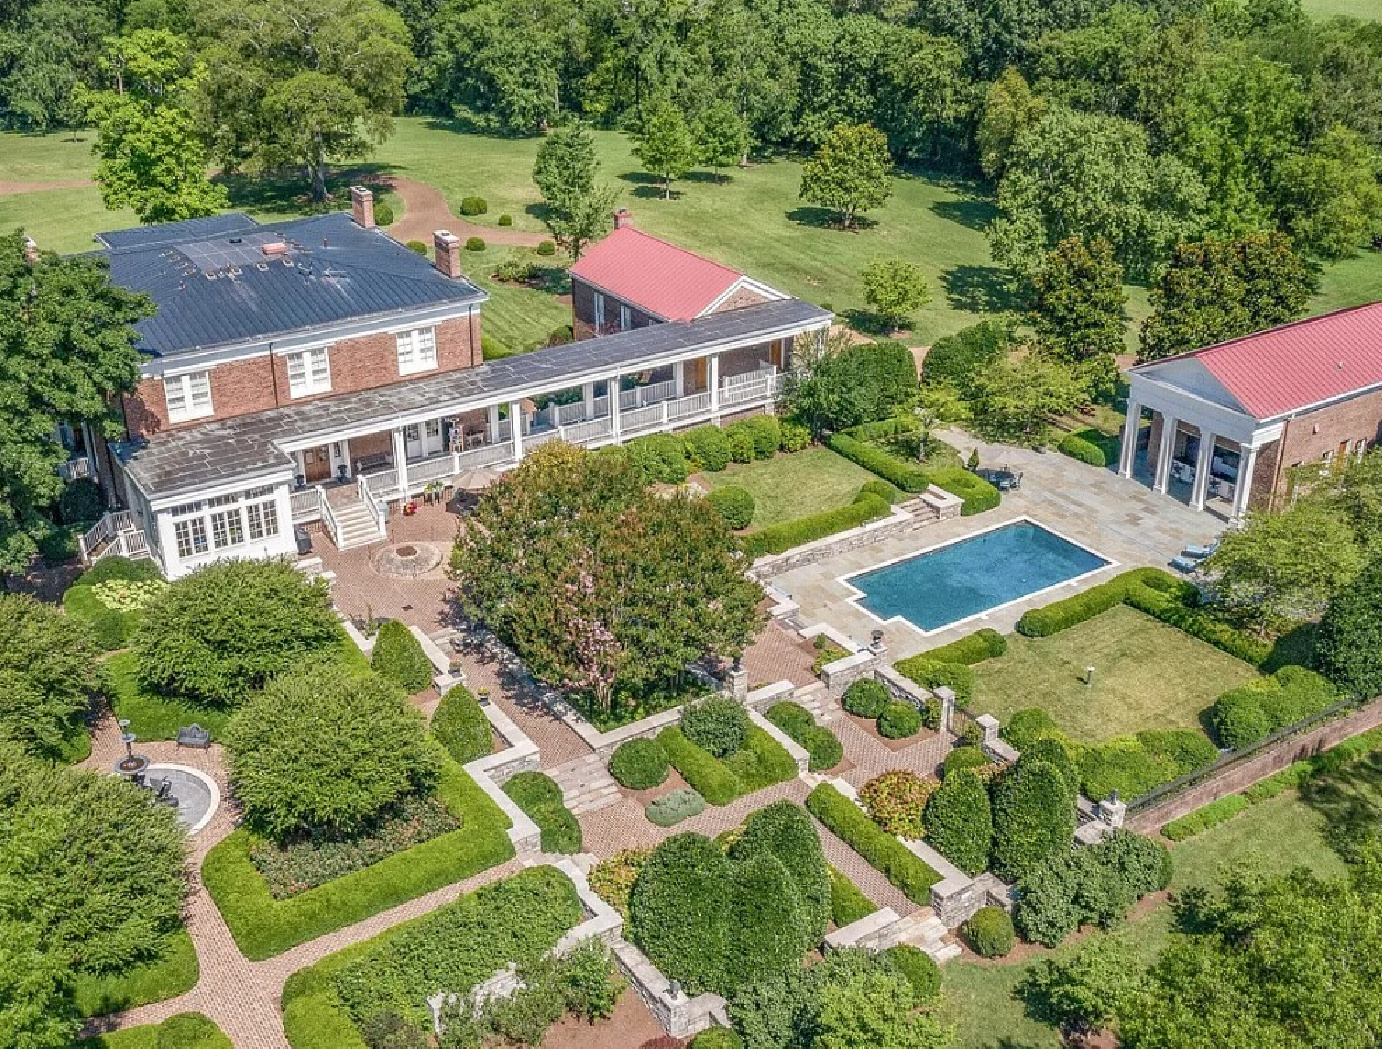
122, 314, 481, 439
571, 277, 661, 340
710, 284, 769, 313
1278, 387, 1382, 469
1251, 438, 1281, 511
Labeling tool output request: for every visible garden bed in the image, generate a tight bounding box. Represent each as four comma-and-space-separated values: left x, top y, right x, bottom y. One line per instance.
75, 1012, 231, 1049
202, 755, 513, 959
656, 725, 797, 806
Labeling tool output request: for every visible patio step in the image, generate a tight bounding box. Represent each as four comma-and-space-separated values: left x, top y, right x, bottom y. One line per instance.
886, 911, 961, 963
331, 498, 385, 550
548, 754, 623, 815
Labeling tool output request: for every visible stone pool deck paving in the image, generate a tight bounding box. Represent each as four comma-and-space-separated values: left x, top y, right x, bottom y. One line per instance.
767, 430, 1223, 660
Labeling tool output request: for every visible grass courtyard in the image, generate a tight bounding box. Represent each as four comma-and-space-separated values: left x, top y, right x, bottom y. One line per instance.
969, 605, 1259, 742
699, 447, 880, 527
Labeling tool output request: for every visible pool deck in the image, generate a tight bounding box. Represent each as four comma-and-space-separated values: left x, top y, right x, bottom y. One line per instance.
768, 430, 1223, 661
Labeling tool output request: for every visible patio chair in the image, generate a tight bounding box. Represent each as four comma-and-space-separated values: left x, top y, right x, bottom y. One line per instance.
1181, 540, 1219, 560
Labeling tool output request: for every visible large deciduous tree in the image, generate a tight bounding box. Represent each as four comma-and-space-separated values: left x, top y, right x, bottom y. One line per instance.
976, 67, 1046, 179
0, 594, 100, 758
634, 97, 698, 200
1273, 124, 1382, 261
968, 354, 1086, 448
1027, 235, 1126, 364
451, 443, 761, 718
784, 331, 918, 437
83, 29, 229, 223
532, 123, 618, 259
1138, 232, 1316, 362
990, 106, 1206, 280
1313, 557, 1382, 700
799, 122, 893, 229
0, 233, 151, 575
194, 0, 413, 201
861, 257, 931, 332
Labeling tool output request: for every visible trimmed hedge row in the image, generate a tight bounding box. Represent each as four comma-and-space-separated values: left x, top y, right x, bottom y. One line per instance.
828, 864, 878, 926
825, 430, 1001, 516
826, 433, 929, 491
922, 628, 1006, 666
1015, 567, 1188, 638
893, 657, 975, 706
502, 771, 582, 853
766, 701, 844, 771
805, 783, 941, 905
1208, 665, 1340, 749
1056, 432, 1108, 467
742, 490, 890, 558
656, 726, 796, 805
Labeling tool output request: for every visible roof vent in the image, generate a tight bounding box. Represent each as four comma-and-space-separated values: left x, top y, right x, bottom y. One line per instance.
229, 237, 243, 244
262, 242, 287, 256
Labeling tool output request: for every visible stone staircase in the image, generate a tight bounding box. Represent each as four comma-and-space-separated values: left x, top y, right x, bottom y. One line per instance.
329, 497, 386, 550
887, 911, 962, 963
548, 753, 623, 816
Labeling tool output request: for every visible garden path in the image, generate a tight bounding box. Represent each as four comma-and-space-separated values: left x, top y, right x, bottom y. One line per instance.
380, 175, 547, 249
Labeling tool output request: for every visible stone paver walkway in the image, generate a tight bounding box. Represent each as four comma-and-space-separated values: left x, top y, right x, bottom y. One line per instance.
381, 176, 547, 249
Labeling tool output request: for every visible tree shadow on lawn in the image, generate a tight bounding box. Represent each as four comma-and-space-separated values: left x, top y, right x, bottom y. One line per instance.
419, 114, 543, 140
931, 196, 999, 232
841, 307, 903, 338
942, 264, 1017, 314
1298, 751, 1382, 861
785, 206, 878, 231
216, 163, 400, 217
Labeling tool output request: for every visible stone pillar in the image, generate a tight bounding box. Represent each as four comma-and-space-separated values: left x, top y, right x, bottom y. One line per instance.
1117, 401, 1140, 477
1232, 442, 1259, 519
487, 403, 501, 443
1097, 796, 1127, 829
1190, 429, 1216, 511
976, 713, 1000, 749
509, 401, 524, 460
728, 664, 748, 702
709, 354, 721, 421
392, 427, 409, 496
933, 685, 956, 736
609, 375, 622, 440
1152, 413, 1178, 494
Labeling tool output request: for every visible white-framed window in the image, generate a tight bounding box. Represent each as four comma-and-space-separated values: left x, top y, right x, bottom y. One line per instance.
164, 371, 213, 422
396, 327, 438, 375
210, 508, 245, 549
246, 498, 278, 540
425, 419, 441, 440
173, 517, 208, 559
620, 304, 631, 331
286, 347, 331, 397
593, 292, 605, 330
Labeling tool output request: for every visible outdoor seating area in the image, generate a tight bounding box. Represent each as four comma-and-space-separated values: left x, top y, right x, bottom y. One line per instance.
975, 466, 1022, 491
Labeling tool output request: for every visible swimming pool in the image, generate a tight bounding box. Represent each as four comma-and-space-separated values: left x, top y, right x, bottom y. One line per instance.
842, 520, 1112, 633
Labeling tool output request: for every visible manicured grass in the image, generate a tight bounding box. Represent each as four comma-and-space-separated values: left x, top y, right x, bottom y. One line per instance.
74, 1013, 231, 1049
970, 605, 1260, 742
202, 756, 513, 959
701, 447, 880, 527
102, 651, 233, 742
1302, 0, 1382, 17
72, 929, 198, 1019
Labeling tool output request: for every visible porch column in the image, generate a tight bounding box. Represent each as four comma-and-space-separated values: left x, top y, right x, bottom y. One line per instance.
609, 375, 622, 441
1152, 413, 1178, 494
674, 362, 686, 398
709, 353, 721, 421
1190, 429, 1216, 511
1117, 401, 1141, 478
392, 427, 409, 496
509, 401, 524, 460
1232, 442, 1259, 519
582, 382, 596, 419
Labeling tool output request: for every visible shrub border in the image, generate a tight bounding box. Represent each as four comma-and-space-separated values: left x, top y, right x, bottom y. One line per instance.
805, 783, 941, 904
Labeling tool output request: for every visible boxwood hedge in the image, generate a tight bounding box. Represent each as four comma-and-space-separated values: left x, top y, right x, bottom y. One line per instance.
370, 621, 434, 694
766, 701, 843, 772
1056, 432, 1108, 467
431, 685, 492, 764
502, 771, 582, 853
805, 783, 941, 904
923, 628, 1006, 666
742, 490, 890, 558
609, 737, 670, 790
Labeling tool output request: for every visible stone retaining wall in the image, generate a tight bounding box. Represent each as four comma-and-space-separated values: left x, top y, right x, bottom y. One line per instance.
1128, 696, 1382, 833
748, 505, 929, 577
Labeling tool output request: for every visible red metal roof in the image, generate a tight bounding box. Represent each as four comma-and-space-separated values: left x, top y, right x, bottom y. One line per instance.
1184, 302, 1382, 419
569, 226, 745, 321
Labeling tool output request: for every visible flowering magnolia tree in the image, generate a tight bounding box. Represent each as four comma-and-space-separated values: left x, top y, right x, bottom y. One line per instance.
451, 443, 762, 720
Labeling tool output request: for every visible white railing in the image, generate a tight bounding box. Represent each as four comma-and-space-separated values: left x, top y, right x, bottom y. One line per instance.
564, 417, 614, 444
59, 456, 92, 481
621, 404, 665, 434
457, 442, 515, 470
668, 391, 712, 420
619, 379, 677, 410
319, 487, 341, 546
593, 395, 610, 417
407, 454, 457, 486
556, 400, 588, 425
78, 510, 134, 562
291, 488, 322, 522
721, 372, 778, 406
495, 420, 513, 442
357, 474, 387, 533
527, 429, 562, 450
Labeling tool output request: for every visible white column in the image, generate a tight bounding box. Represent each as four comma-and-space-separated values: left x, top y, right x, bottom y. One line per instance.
709, 353, 721, 420
486, 404, 501, 443
1190, 430, 1216, 511
609, 376, 622, 441
509, 401, 524, 460
1117, 401, 1140, 478
392, 427, 409, 496
1232, 443, 1259, 519
582, 382, 596, 419
674, 362, 686, 398
1152, 413, 1178, 494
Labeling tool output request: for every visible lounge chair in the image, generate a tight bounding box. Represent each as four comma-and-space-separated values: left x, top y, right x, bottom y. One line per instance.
1181, 540, 1219, 560
1170, 555, 1199, 574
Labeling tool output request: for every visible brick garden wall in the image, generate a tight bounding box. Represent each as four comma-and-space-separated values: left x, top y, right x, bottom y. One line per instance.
1128, 695, 1382, 833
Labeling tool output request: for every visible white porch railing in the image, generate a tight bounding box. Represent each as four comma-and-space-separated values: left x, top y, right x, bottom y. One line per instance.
407, 455, 458, 486
357, 474, 388, 531
621, 403, 666, 434
564, 416, 614, 444
457, 441, 515, 470
79, 510, 155, 566
555, 400, 588, 425
721, 371, 780, 406
319, 487, 341, 546
59, 456, 93, 481
668, 391, 712, 420
619, 379, 677, 410
291, 488, 322, 522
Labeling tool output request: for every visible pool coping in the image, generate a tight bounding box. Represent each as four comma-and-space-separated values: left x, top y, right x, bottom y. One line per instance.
835, 515, 1118, 638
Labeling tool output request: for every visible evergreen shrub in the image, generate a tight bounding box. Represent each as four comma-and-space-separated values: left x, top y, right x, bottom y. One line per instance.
708, 486, 755, 529
842, 679, 889, 718
962, 906, 1015, 957
609, 737, 670, 790
465, 236, 485, 251
371, 621, 434, 694
431, 685, 492, 764
923, 768, 992, 874
459, 196, 488, 215
877, 700, 923, 739
681, 697, 750, 758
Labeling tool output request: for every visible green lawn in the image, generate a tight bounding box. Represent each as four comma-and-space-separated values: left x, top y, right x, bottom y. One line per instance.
969, 605, 1259, 742
700, 447, 879, 527
75, 1013, 230, 1049
1302, 0, 1382, 18
103, 651, 233, 742
71, 929, 198, 1019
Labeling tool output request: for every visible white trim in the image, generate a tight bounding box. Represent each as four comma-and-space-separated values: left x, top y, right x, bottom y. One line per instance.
835, 516, 1117, 639
285, 345, 332, 398
698, 276, 789, 316
395, 326, 438, 376
145, 763, 221, 835
164, 371, 214, 422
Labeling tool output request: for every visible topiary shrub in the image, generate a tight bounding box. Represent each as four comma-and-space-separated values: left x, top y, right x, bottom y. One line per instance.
1002, 707, 1059, 750
1056, 432, 1107, 467
843, 679, 889, 719
497, 213, 513, 226
406, 240, 428, 255
726, 425, 755, 464
646, 787, 707, 827
708, 486, 755, 529
962, 906, 1015, 958
431, 685, 492, 764
371, 201, 395, 226
728, 801, 831, 951
658, 727, 739, 805
459, 195, 488, 215
465, 236, 485, 251
923, 768, 992, 874
878, 700, 923, 739
371, 620, 434, 694
941, 746, 990, 779
131, 560, 340, 706
58, 478, 103, 525
925, 628, 1006, 665
766, 702, 843, 772
536, 240, 556, 256
626, 432, 691, 484
1021, 738, 1079, 797
893, 657, 975, 705
990, 759, 1078, 883
225, 662, 438, 838
681, 697, 749, 758
882, 943, 940, 999
779, 420, 812, 452
743, 415, 780, 460
503, 771, 582, 853
859, 769, 934, 838
610, 737, 670, 790
1209, 667, 1339, 750
684, 425, 733, 472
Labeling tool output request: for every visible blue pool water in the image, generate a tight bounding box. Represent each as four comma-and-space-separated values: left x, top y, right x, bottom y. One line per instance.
847, 521, 1109, 632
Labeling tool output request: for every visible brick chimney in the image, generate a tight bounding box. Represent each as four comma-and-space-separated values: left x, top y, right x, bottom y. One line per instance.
434, 230, 463, 278
613, 208, 632, 230
350, 186, 375, 229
